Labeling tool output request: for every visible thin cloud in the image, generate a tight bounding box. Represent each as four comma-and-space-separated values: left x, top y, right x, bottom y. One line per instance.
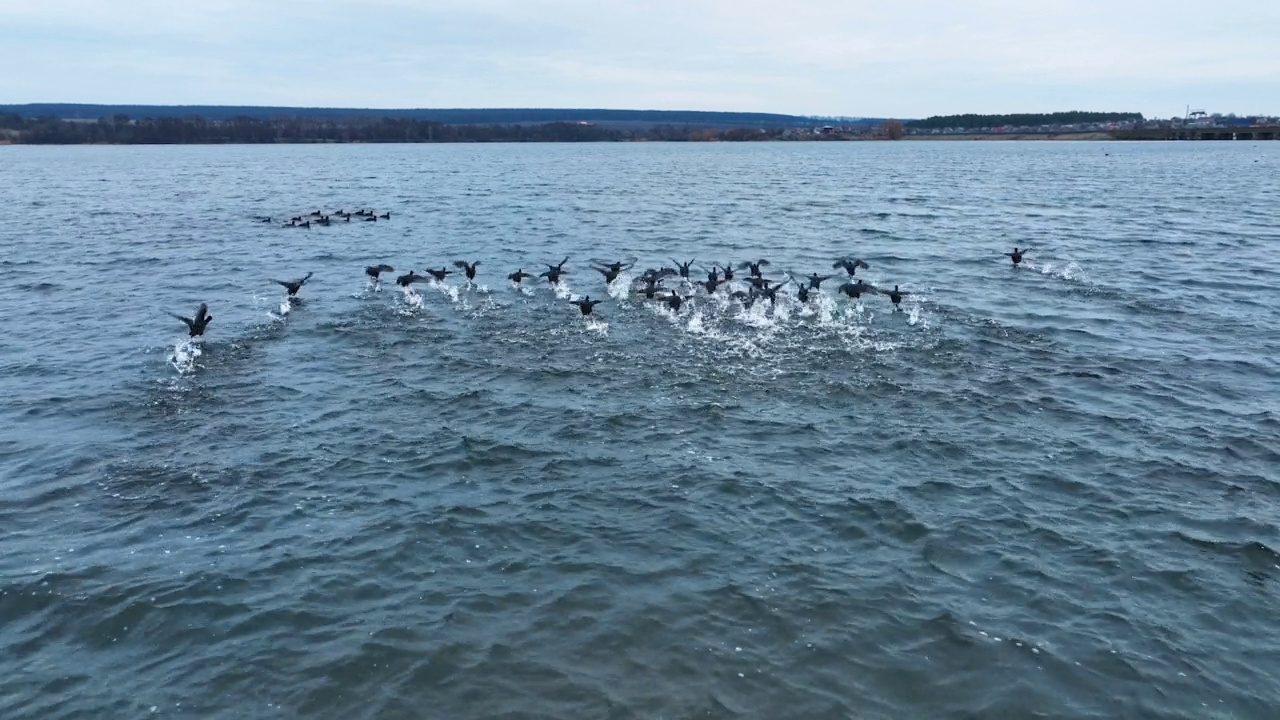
0, 0, 1276, 116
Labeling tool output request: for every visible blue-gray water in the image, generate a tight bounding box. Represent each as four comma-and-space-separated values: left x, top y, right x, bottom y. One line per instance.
1, 142, 1278, 719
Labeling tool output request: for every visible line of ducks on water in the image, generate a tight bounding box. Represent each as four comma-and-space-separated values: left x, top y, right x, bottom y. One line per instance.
170, 248, 1033, 337
251, 209, 392, 229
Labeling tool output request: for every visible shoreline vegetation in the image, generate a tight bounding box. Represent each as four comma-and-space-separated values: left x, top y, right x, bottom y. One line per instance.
2, 108, 1267, 145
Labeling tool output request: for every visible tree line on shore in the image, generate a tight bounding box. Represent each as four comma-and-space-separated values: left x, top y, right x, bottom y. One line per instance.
0, 113, 821, 144
906, 111, 1143, 130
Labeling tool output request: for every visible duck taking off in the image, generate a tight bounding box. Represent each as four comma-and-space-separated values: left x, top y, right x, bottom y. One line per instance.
739, 259, 770, 278
541, 257, 570, 285
658, 291, 690, 312
273, 272, 314, 297
171, 303, 213, 337
508, 268, 534, 284
593, 264, 624, 284
425, 267, 453, 282
1004, 247, 1030, 266
882, 284, 910, 309
570, 296, 603, 316
672, 259, 695, 279
453, 260, 480, 281
365, 264, 395, 283
804, 272, 835, 289
833, 257, 870, 276
838, 280, 878, 299
396, 271, 429, 287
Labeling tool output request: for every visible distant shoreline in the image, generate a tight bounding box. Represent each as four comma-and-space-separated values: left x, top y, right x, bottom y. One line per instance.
0, 134, 1121, 146
903, 131, 1113, 141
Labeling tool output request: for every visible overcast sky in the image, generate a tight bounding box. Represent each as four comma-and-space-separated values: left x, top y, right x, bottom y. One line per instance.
1, 0, 1277, 118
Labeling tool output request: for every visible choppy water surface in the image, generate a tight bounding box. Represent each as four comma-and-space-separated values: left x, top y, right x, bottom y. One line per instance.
1, 141, 1278, 719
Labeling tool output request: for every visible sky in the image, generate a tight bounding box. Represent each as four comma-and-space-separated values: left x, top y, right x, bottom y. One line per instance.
1, 0, 1278, 119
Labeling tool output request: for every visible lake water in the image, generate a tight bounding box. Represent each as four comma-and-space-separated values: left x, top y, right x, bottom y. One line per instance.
1, 141, 1278, 719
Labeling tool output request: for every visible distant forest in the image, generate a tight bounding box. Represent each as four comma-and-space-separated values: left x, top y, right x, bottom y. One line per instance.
906, 111, 1143, 130
0, 113, 807, 144
0, 104, 826, 128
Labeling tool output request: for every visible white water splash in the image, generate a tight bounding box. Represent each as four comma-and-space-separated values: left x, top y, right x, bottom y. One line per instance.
431, 280, 465, 307
583, 316, 609, 336
398, 286, 424, 314
552, 281, 575, 300
605, 272, 633, 302
168, 337, 203, 374
1037, 260, 1087, 282
905, 304, 924, 326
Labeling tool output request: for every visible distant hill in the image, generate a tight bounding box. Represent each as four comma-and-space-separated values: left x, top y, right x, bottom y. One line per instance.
0, 104, 871, 129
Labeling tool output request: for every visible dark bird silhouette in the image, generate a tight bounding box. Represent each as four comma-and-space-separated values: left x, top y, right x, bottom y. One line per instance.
672, 259, 695, 279
739, 259, 770, 277
638, 267, 677, 284
757, 284, 782, 305
453, 260, 481, 281
635, 275, 666, 299
805, 272, 835, 289
425, 267, 453, 282
171, 303, 213, 337
508, 268, 534, 284
593, 258, 634, 275
730, 290, 758, 309
791, 281, 812, 303
747, 275, 778, 290
705, 267, 720, 283
378, 212, 390, 220
720, 264, 735, 281
838, 280, 878, 299
702, 276, 726, 294
657, 291, 690, 312
593, 265, 624, 284
272, 272, 314, 297
540, 257, 570, 284
833, 257, 870, 276
365, 264, 395, 282
571, 296, 603, 316
882, 284, 910, 309
1004, 247, 1030, 266
396, 271, 429, 287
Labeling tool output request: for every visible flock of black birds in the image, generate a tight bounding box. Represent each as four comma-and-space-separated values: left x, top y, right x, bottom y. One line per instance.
170, 209, 1034, 337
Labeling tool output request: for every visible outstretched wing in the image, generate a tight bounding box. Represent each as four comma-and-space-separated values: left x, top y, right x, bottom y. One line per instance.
453, 260, 470, 270
169, 313, 194, 329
